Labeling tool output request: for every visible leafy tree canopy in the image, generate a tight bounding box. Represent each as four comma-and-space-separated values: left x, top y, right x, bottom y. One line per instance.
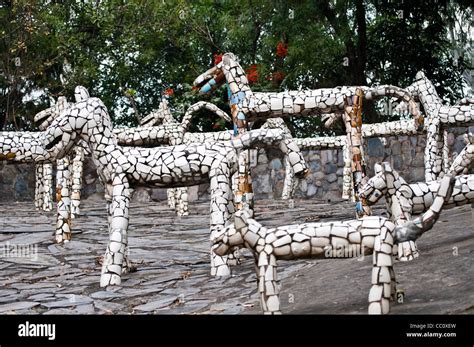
0, 0, 471, 137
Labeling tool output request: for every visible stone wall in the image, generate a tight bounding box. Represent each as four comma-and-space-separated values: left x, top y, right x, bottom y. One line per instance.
1, 127, 472, 203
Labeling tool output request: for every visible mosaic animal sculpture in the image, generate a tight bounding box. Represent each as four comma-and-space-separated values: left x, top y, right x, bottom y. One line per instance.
114, 99, 231, 147
39, 96, 309, 286
212, 175, 455, 314
400, 71, 474, 181
114, 99, 231, 217
194, 52, 421, 213
448, 132, 474, 176
193, 52, 423, 134
360, 161, 474, 222
0, 126, 79, 242
37, 93, 233, 217
281, 119, 423, 202
34, 94, 90, 219
117, 110, 301, 213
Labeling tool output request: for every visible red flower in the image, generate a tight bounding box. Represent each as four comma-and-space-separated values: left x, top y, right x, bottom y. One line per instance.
212, 122, 221, 129
214, 53, 223, 65
276, 42, 288, 57
246, 64, 259, 84
164, 88, 174, 96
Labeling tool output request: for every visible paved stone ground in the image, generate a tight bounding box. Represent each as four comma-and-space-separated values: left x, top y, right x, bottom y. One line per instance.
0, 197, 472, 315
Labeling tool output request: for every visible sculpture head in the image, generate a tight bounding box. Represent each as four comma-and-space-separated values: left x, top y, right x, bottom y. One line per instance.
359, 162, 395, 204
212, 224, 240, 256
34, 96, 69, 131
194, 53, 250, 96
415, 70, 426, 82
42, 97, 114, 160
212, 210, 252, 256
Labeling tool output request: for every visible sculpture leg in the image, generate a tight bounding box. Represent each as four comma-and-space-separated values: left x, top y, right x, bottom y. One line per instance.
472, 203, 474, 230
389, 266, 397, 301
103, 197, 131, 275
442, 129, 450, 174
175, 187, 189, 216
235, 150, 254, 217
167, 188, 176, 209
256, 252, 280, 314
397, 240, 419, 261
342, 140, 353, 200
281, 156, 294, 200
71, 148, 84, 219
100, 173, 130, 287
35, 164, 44, 210
55, 157, 72, 243
425, 117, 443, 181
368, 231, 393, 314
42, 163, 54, 211
343, 90, 371, 216
209, 165, 234, 276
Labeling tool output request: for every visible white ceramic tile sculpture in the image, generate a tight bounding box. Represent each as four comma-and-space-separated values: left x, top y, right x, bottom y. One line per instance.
115, 98, 232, 216
402, 71, 474, 181
212, 175, 455, 314
280, 118, 424, 203
33, 91, 91, 221
361, 161, 473, 221
194, 53, 423, 129
71, 147, 85, 218
194, 52, 422, 215
361, 139, 474, 225
114, 99, 231, 147
39, 95, 308, 285
55, 156, 72, 243
34, 92, 233, 219
447, 133, 474, 176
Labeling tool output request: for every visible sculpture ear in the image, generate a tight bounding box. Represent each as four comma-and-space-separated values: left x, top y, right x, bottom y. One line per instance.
75, 86, 90, 102
382, 162, 393, 173
374, 162, 383, 174
223, 52, 238, 64
464, 132, 473, 145
415, 71, 425, 80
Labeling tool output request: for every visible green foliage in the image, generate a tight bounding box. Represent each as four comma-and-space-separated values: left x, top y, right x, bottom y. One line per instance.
0, 0, 471, 136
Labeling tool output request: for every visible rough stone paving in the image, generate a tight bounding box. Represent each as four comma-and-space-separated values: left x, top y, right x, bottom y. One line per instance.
0, 198, 472, 315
